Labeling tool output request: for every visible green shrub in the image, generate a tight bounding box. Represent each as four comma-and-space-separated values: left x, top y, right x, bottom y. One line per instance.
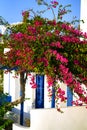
0, 93, 13, 130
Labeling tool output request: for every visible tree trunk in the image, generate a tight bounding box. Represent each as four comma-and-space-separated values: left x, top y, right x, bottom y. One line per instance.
20, 71, 26, 102
8, 71, 26, 107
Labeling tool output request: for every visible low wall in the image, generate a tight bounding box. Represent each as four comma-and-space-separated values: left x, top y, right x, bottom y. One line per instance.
13, 106, 87, 130
30, 106, 87, 130
13, 123, 30, 130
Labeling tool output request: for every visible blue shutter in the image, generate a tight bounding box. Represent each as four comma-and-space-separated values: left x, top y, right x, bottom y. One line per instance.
35, 75, 44, 108
67, 87, 73, 106
51, 87, 55, 108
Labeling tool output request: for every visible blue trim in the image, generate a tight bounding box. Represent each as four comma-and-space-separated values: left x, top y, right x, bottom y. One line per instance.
51, 87, 55, 108
20, 91, 24, 125
6, 95, 11, 102
35, 75, 44, 108
0, 66, 18, 70
20, 102, 24, 125
67, 87, 73, 106
0, 66, 9, 70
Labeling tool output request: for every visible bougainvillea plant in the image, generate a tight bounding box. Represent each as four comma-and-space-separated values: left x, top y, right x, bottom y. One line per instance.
0, 0, 87, 110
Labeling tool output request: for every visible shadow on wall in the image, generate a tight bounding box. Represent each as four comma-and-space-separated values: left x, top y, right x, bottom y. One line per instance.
11, 107, 30, 126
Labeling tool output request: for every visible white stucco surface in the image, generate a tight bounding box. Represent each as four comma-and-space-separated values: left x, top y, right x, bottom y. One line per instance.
80, 0, 87, 32
13, 106, 87, 130
13, 123, 30, 130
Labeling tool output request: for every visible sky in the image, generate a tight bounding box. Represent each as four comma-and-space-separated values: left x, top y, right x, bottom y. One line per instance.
0, 0, 81, 24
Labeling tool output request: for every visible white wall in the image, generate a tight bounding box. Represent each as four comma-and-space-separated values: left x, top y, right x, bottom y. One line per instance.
13, 106, 87, 130
80, 0, 87, 32
4, 71, 20, 102
13, 123, 30, 130
30, 106, 87, 130
0, 25, 6, 34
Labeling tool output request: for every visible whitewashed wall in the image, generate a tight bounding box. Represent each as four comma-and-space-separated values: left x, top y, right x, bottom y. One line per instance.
80, 0, 87, 32
0, 25, 6, 34
30, 106, 87, 130
13, 106, 87, 130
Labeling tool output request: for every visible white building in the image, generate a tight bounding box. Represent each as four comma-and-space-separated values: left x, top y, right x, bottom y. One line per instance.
1, 0, 87, 128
